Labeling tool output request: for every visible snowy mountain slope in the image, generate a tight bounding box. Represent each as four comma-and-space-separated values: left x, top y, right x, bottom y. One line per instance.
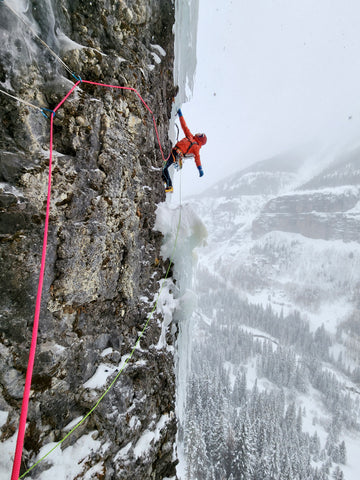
202, 151, 305, 198
181, 149, 360, 479
300, 146, 360, 190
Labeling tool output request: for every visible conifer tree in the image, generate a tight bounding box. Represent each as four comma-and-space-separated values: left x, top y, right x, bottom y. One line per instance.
338, 440, 346, 465
332, 466, 344, 480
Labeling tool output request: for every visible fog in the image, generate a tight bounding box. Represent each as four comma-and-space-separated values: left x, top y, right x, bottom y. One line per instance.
175, 0, 360, 197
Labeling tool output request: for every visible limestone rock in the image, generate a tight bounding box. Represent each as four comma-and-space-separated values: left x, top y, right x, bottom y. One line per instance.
0, 1, 178, 478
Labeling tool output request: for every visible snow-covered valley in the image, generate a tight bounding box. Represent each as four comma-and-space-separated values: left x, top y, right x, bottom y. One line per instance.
177, 146, 360, 479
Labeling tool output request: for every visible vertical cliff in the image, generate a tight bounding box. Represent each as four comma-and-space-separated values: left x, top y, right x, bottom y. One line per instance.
0, 1, 178, 478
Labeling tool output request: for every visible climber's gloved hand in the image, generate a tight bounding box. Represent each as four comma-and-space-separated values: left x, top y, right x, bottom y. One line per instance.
177, 108, 183, 117
198, 166, 204, 177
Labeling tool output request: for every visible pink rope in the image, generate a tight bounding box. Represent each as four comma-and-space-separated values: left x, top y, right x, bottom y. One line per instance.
11, 113, 55, 480
81, 80, 153, 114
152, 115, 167, 163
11, 78, 168, 479
81, 80, 168, 162
53, 80, 81, 113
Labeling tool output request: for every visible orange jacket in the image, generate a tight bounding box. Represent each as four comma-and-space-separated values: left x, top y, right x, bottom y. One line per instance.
175, 116, 202, 168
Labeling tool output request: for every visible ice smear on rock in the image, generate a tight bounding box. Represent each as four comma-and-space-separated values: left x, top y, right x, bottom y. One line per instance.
173, 0, 199, 105
154, 201, 207, 466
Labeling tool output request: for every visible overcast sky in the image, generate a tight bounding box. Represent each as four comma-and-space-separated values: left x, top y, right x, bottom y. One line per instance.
175, 0, 360, 197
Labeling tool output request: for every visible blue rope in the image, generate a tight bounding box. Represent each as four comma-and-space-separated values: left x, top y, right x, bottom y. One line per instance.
72, 73, 82, 82
41, 108, 56, 119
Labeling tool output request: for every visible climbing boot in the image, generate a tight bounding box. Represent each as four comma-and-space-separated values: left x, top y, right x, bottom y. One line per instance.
165, 186, 174, 193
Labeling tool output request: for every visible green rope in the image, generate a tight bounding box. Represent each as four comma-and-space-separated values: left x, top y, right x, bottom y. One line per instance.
19, 188, 182, 479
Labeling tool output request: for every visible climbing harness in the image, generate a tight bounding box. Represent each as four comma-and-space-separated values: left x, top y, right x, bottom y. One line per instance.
172, 138, 198, 171
1, 3, 180, 479
183, 137, 199, 156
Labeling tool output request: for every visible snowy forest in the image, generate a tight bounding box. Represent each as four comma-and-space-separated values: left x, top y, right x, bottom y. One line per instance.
182, 269, 358, 479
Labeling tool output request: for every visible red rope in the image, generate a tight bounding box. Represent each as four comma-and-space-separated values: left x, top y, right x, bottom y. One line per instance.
11, 79, 168, 479
81, 80, 168, 162
152, 115, 167, 163
53, 80, 82, 112
11, 113, 55, 480
81, 80, 154, 114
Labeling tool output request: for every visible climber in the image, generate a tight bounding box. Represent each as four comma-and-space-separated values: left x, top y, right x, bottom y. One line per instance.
162, 108, 207, 193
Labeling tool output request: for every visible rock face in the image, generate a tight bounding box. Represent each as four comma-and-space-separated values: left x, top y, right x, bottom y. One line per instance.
0, 1, 178, 478
252, 187, 360, 241
252, 153, 360, 242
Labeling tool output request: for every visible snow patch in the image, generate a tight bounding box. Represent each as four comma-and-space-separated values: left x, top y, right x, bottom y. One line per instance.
83, 355, 128, 389
155, 278, 178, 350
133, 414, 171, 459
100, 347, 113, 357
82, 462, 105, 480
63, 416, 84, 432
32, 432, 102, 480
0, 410, 9, 428
0, 433, 16, 476
150, 51, 162, 64
114, 441, 132, 462
150, 44, 166, 56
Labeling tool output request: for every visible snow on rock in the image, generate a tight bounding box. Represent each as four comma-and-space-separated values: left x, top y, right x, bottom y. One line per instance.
0, 410, 8, 428
63, 415, 84, 432
114, 441, 132, 462
0, 433, 16, 476
155, 278, 178, 350
133, 414, 171, 459
100, 347, 114, 357
150, 44, 166, 57
83, 355, 129, 390
29, 432, 103, 480
82, 462, 105, 480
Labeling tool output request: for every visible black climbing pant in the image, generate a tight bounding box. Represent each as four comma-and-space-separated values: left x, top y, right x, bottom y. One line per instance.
162, 149, 180, 188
